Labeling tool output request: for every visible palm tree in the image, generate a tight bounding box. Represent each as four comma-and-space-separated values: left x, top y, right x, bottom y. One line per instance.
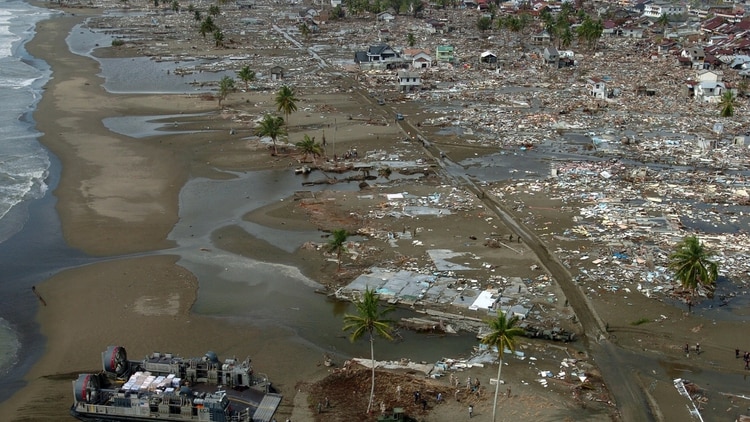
719, 90, 736, 117
255, 114, 286, 155
342, 287, 394, 415
668, 235, 718, 299
213, 29, 224, 47
481, 312, 524, 422
407, 32, 416, 47
275, 85, 299, 129
657, 13, 670, 28
295, 134, 323, 164
327, 229, 348, 270
208, 4, 220, 16
200, 16, 215, 38
299, 23, 310, 40
217, 76, 234, 107
237, 66, 255, 90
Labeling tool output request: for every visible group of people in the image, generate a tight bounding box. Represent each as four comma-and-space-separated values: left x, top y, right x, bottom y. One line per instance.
684, 343, 700, 357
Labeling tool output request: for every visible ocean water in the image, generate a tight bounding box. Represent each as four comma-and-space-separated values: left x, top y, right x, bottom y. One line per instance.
0, 0, 58, 377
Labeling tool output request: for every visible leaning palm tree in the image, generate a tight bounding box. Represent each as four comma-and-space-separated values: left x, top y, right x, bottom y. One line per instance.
342, 287, 394, 415
217, 76, 234, 107
481, 312, 524, 422
327, 229, 348, 271
295, 134, 323, 164
275, 85, 298, 129
237, 66, 255, 90
668, 235, 719, 299
254, 114, 286, 155
719, 90, 736, 117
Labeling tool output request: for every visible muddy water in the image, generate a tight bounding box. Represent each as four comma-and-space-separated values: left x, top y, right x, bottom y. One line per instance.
167, 168, 477, 363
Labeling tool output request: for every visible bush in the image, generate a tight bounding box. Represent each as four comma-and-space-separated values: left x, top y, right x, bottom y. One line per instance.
630, 317, 650, 326
111, 39, 125, 47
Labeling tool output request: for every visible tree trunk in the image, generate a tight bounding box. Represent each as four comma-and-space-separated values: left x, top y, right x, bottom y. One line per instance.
368, 334, 375, 414
492, 357, 503, 421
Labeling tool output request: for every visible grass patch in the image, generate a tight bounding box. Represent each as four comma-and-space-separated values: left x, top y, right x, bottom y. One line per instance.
630, 317, 651, 326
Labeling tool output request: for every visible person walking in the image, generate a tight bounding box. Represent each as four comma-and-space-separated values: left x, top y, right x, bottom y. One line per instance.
695, 343, 700, 354
468, 404, 474, 418
684, 343, 690, 358
436, 392, 442, 403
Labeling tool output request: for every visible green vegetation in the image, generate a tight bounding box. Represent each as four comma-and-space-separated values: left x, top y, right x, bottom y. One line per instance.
237, 66, 255, 90
295, 134, 323, 164
275, 85, 298, 129
719, 91, 736, 117
327, 229, 348, 271
631, 317, 651, 326
668, 235, 719, 298
254, 114, 286, 155
481, 312, 524, 422
217, 76, 234, 107
342, 287, 394, 414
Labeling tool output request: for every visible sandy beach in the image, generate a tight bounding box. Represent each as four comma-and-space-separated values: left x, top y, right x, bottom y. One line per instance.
2, 2, 750, 422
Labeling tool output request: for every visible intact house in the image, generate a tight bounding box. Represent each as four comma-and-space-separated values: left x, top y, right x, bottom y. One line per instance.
396, 70, 421, 92
687, 69, 726, 102
402, 48, 433, 69
354, 44, 404, 69
643, 2, 685, 18
681, 47, 706, 69
543, 46, 559, 67
436, 45, 455, 62
532, 30, 551, 45
586, 77, 607, 99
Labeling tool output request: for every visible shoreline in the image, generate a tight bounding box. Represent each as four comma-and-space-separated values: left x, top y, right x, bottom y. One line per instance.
0, 6, 328, 420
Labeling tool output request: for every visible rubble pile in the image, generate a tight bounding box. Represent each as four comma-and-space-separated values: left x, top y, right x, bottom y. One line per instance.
495, 160, 750, 300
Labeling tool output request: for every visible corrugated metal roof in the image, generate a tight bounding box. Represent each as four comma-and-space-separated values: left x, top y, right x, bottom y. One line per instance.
252, 393, 282, 422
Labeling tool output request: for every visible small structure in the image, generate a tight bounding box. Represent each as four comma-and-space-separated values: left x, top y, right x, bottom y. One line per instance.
682, 47, 705, 69
376, 11, 395, 23
403, 48, 433, 69
587, 77, 607, 99
543, 46, 559, 67
396, 70, 421, 92
532, 30, 551, 44
480, 51, 497, 65
688, 69, 726, 102
270, 66, 284, 81
436, 45, 454, 62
